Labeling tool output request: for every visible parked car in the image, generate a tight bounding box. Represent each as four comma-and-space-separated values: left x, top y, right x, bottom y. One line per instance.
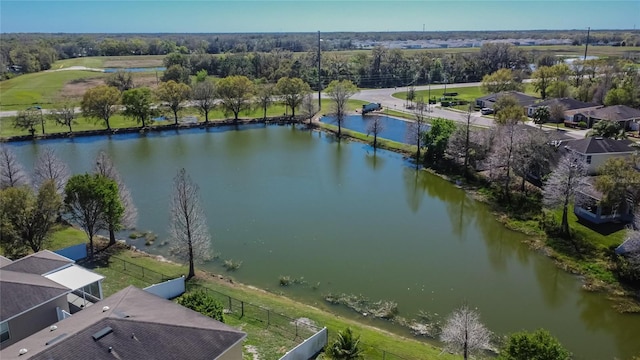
481, 108, 494, 115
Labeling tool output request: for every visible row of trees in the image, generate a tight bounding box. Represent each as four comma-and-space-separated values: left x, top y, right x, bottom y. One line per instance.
13, 74, 359, 135
0, 146, 210, 279
4, 30, 636, 66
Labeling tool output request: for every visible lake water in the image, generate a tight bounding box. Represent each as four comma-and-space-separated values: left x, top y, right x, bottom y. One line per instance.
320, 114, 428, 143
9, 125, 640, 359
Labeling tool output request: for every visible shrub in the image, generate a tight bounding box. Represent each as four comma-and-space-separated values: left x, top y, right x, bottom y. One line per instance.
223, 259, 242, 271
578, 121, 587, 129
176, 290, 224, 323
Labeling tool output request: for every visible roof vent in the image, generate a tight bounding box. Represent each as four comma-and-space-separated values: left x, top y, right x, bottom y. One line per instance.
102, 306, 110, 312
50, 325, 57, 331
92, 326, 113, 341
46, 333, 68, 346
19, 348, 28, 356
595, 137, 603, 140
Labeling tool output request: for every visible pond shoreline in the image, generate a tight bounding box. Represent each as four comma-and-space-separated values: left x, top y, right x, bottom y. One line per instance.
0, 115, 305, 143
310, 115, 640, 314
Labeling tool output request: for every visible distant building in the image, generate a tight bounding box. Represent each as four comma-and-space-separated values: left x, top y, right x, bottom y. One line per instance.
527, 98, 598, 119
475, 91, 538, 110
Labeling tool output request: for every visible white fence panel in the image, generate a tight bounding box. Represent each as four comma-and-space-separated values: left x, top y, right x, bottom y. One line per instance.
279, 327, 327, 360
143, 276, 185, 299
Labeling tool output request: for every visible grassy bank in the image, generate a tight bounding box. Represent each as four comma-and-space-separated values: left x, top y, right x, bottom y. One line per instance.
0, 70, 107, 111
81, 237, 454, 360
0, 99, 368, 138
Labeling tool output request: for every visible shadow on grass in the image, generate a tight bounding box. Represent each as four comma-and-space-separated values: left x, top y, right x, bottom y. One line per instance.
576, 218, 628, 236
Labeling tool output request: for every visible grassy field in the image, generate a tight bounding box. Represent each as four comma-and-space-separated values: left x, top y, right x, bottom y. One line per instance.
0, 70, 107, 111
52, 55, 165, 69
392, 84, 538, 103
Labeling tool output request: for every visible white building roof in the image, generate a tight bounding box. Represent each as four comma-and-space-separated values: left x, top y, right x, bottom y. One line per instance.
44, 264, 104, 291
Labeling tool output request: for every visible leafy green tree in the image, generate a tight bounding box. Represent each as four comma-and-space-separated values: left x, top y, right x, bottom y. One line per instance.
604, 87, 632, 106
81, 85, 121, 131
494, 95, 525, 125
532, 107, 550, 128
276, 77, 311, 118
156, 80, 192, 125
481, 68, 523, 94
122, 87, 153, 128
176, 290, 224, 322
162, 64, 191, 85
64, 174, 123, 257
325, 328, 364, 360
195, 69, 208, 83
13, 108, 42, 136
325, 79, 358, 137
595, 157, 640, 215
192, 80, 216, 124
423, 117, 456, 165
216, 75, 254, 123
588, 120, 625, 139
0, 181, 61, 256
499, 329, 570, 360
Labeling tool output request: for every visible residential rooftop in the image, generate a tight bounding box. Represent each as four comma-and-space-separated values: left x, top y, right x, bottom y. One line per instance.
564, 137, 636, 154
0, 286, 246, 360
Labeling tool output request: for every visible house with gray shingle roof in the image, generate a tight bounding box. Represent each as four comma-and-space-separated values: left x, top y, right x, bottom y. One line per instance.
0, 251, 104, 349
526, 97, 598, 119
562, 137, 639, 224
565, 105, 640, 131
0, 286, 246, 360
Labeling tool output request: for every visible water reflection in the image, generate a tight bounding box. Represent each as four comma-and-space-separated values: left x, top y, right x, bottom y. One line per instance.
402, 167, 426, 213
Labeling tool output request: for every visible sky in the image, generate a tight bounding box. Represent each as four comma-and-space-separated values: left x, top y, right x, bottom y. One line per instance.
1, 0, 638, 33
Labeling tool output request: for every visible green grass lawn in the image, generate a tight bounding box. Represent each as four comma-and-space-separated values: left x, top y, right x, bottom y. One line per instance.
0, 99, 369, 138
0, 70, 106, 111
48, 225, 87, 250
393, 84, 538, 104
52, 57, 106, 69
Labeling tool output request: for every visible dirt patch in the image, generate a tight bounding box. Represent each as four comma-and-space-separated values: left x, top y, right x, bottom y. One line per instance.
103, 57, 164, 68
245, 345, 260, 360
132, 73, 160, 90
60, 77, 105, 100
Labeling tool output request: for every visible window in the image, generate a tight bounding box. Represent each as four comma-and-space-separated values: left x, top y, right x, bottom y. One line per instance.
586, 155, 592, 164
1, 322, 10, 343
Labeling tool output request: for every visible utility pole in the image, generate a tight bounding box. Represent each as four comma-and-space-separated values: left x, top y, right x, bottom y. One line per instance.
318, 30, 322, 110
583, 27, 590, 61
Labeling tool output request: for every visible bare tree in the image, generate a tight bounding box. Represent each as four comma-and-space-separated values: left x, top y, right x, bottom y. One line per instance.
192, 80, 216, 124
94, 151, 138, 245
512, 130, 553, 193
325, 80, 358, 138
440, 304, 492, 360
488, 121, 523, 201
33, 147, 70, 194
543, 152, 587, 240
0, 145, 29, 189
406, 99, 429, 169
255, 83, 274, 121
48, 103, 77, 133
169, 168, 211, 280
366, 116, 385, 150
300, 93, 318, 125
